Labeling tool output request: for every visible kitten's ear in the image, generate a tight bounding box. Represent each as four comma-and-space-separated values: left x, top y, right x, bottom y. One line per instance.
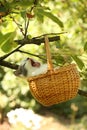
30, 59, 41, 67
33, 62, 40, 67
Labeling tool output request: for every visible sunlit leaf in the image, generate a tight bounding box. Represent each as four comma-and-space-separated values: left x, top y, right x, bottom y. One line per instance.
19, 0, 34, 7
71, 55, 84, 70
36, 8, 63, 27
0, 32, 4, 46
84, 42, 87, 52
21, 11, 26, 19
35, 11, 44, 23
1, 31, 16, 53
1, 41, 13, 53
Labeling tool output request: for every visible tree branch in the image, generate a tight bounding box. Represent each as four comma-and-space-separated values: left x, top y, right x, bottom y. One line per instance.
0, 60, 18, 70
15, 35, 60, 45
0, 35, 60, 62
10, 16, 25, 36
17, 50, 46, 61
0, 44, 23, 61
78, 89, 87, 97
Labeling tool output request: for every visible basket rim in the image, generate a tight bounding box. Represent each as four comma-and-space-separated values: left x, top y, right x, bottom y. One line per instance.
27, 63, 78, 81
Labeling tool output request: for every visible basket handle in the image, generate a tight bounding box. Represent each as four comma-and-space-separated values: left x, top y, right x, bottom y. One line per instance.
45, 36, 54, 71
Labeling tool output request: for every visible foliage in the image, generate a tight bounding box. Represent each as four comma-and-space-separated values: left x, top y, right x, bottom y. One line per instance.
0, 0, 87, 123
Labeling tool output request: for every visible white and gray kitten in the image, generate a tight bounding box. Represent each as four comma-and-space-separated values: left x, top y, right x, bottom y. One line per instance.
14, 58, 47, 78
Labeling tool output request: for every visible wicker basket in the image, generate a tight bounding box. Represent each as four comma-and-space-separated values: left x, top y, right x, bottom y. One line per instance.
27, 36, 80, 106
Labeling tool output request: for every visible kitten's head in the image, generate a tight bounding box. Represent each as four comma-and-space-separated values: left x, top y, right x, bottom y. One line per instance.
14, 57, 41, 77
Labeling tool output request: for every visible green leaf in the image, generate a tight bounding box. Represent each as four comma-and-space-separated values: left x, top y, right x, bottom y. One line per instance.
36, 12, 44, 23
1, 31, 16, 53
0, 33, 4, 46
19, 0, 34, 7
1, 41, 13, 53
21, 11, 26, 19
56, 55, 65, 64
71, 55, 84, 70
84, 42, 87, 52
36, 8, 63, 27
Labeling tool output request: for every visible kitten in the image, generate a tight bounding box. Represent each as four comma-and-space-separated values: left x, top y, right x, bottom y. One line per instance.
14, 58, 47, 78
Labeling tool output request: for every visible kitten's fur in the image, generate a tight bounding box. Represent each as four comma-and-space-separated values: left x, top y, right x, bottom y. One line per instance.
14, 58, 47, 78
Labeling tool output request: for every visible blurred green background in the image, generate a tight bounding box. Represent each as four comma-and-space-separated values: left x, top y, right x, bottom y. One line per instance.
0, 0, 87, 129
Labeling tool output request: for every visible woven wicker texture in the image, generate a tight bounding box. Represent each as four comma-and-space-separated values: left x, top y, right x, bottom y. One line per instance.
28, 64, 80, 106
27, 36, 80, 106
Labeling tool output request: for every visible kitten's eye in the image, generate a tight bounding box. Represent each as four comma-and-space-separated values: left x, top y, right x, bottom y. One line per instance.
26, 58, 29, 60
